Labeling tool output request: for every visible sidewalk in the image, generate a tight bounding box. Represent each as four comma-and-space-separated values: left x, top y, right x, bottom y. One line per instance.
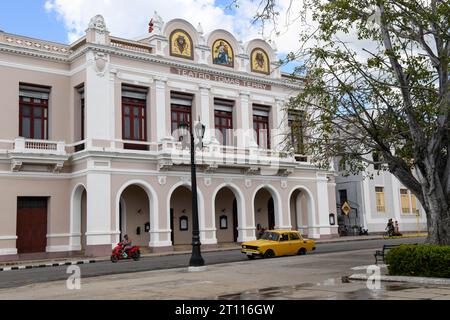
0, 233, 427, 271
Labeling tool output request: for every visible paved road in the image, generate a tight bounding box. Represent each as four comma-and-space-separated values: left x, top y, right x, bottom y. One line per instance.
0, 237, 423, 289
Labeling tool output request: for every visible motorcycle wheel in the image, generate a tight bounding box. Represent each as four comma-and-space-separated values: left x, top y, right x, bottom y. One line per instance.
132, 251, 141, 261
111, 255, 119, 263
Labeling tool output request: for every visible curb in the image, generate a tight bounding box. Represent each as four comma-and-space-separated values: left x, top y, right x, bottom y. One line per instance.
349, 274, 450, 285
316, 237, 383, 244
316, 235, 427, 245
0, 259, 97, 272
139, 246, 241, 259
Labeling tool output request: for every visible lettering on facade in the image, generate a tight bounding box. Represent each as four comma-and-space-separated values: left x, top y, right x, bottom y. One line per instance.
170, 67, 272, 91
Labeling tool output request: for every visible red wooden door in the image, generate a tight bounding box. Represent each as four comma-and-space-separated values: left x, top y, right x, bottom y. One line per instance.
17, 198, 48, 254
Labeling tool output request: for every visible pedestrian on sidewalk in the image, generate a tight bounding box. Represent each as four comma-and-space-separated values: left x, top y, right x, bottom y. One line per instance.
385, 219, 394, 237
394, 221, 402, 236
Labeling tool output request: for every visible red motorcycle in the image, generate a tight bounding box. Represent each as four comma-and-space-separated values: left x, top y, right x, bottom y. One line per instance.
111, 241, 141, 263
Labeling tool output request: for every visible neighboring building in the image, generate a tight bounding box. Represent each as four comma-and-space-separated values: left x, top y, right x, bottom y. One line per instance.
0, 14, 338, 261
335, 157, 427, 234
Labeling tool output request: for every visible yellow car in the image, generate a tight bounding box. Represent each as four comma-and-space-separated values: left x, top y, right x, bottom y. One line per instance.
241, 230, 316, 259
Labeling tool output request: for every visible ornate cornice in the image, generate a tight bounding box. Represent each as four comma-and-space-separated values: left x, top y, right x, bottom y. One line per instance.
0, 35, 301, 90
0, 43, 69, 63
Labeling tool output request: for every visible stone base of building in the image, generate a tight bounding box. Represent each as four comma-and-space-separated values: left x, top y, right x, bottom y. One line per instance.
85, 245, 112, 257
0, 254, 18, 263
202, 244, 219, 250
150, 246, 174, 254
320, 234, 340, 240
0, 251, 83, 263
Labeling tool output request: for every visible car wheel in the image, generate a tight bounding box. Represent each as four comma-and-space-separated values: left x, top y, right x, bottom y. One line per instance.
297, 248, 306, 255
263, 250, 275, 259
247, 255, 256, 260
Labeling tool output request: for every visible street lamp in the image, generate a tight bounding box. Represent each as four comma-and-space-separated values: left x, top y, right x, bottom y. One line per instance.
179, 118, 205, 268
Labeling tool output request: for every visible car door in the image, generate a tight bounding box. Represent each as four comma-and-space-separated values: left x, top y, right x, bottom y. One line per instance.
278, 233, 290, 256
289, 232, 303, 254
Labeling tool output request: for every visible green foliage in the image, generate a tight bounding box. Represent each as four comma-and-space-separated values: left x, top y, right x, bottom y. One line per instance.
234, 0, 449, 245
386, 245, 450, 278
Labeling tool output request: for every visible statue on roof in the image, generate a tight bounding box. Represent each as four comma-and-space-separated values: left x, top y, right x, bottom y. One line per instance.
88, 15, 108, 34
197, 22, 206, 45
152, 11, 164, 35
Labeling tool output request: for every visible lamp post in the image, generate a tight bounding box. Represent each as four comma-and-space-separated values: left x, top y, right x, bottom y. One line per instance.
179, 119, 205, 268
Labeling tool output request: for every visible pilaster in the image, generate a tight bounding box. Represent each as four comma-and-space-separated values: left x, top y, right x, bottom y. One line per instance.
85, 171, 112, 256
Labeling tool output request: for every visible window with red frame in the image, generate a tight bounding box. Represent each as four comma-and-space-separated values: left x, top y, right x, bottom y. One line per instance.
19, 87, 50, 140
81, 94, 85, 141
75, 87, 85, 152
214, 99, 234, 146
171, 105, 192, 140
253, 108, 270, 149
171, 93, 193, 140
122, 88, 148, 150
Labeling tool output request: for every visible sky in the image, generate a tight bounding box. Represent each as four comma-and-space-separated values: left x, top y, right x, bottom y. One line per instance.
0, 0, 306, 72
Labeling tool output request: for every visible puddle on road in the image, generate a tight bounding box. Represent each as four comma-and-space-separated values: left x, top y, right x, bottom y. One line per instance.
217, 283, 316, 300
384, 284, 418, 292
216, 279, 342, 300
215, 278, 426, 300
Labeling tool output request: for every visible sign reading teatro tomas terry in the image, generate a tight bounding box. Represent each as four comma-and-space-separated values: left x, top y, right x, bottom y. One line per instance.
170, 67, 272, 91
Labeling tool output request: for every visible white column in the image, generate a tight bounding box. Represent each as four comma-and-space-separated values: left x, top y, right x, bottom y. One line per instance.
155, 77, 169, 141
86, 172, 112, 248
358, 181, 369, 230
85, 50, 114, 148
237, 92, 257, 149
108, 70, 116, 147
148, 192, 172, 248
391, 174, 401, 221
199, 84, 214, 145
315, 174, 332, 238
273, 98, 288, 152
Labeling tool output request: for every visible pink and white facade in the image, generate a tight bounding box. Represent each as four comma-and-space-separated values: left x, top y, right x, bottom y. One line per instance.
0, 14, 338, 261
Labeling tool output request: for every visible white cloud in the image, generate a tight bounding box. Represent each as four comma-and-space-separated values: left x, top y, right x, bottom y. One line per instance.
45, 0, 239, 43
44, 0, 308, 53
44, 0, 381, 73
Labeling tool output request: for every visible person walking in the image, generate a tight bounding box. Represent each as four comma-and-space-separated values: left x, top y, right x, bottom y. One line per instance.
394, 221, 402, 236
385, 219, 394, 237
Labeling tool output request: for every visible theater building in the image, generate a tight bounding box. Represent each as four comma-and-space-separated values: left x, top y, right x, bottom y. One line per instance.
0, 14, 338, 261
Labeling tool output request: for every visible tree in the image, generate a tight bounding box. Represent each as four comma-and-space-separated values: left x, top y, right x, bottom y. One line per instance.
237, 0, 449, 244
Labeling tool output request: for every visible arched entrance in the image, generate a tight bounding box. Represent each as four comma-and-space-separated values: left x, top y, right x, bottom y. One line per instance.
254, 188, 277, 233
70, 184, 87, 252
170, 185, 193, 245
118, 185, 150, 247
214, 187, 239, 243
289, 187, 315, 237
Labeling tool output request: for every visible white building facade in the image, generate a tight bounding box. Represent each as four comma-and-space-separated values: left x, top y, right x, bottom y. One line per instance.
0, 14, 338, 261
335, 162, 427, 234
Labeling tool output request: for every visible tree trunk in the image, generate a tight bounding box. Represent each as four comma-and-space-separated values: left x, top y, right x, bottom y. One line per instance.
422, 192, 450, 245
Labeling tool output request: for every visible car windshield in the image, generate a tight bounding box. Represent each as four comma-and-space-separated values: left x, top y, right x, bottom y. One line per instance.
261, 232, 279, 241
